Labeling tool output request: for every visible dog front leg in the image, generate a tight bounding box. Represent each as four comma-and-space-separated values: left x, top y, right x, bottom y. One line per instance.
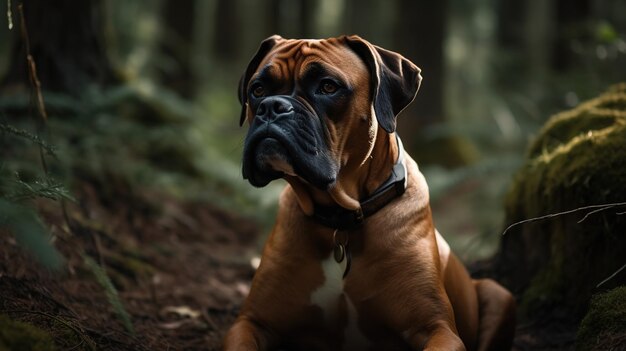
223, 316, 275, 351
406, 322, 466, 351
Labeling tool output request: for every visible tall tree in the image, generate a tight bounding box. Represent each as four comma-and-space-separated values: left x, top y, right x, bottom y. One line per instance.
299, 0, 317, 38
160, 0, 195, 97
497, 0, 592, 88
264, 0, 318, 39
524, 0, 556, 97
1, 0, 116, 95
266, 0, 282, 36
344, 0, 376, 38
495, 1, 525, 50
393, 0, 448, 148
214, 0, 241, 63
553, 0, 590, 71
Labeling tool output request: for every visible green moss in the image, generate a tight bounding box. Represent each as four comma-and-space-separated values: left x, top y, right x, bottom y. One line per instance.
503, 83, 626, 318
527, 86, 626, 159
508, 84, 626, 219
576, 287, 626, 350
0, 314, 56, 351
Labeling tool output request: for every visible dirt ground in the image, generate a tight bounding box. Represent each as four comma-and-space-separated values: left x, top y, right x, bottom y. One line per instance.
1, 181, 259, 350
0, 181, 576, 350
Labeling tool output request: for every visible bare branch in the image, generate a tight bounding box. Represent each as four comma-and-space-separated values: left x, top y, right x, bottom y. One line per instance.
18, 3, 48, 121
596, 263, 626, 288
502, 201, 626, 236
577, 205, 617, 223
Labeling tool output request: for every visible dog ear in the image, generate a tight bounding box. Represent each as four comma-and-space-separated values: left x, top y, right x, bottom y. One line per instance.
344, 35, 421, 133
238, 35, 283, 126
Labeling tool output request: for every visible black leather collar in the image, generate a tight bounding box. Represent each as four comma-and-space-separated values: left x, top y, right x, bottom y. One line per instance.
311, 136, 407, 230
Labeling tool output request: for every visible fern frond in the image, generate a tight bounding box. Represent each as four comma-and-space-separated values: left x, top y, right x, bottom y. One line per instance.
0, 123, 57, 156
6, 177, 75, 202
82, 254, 135, 335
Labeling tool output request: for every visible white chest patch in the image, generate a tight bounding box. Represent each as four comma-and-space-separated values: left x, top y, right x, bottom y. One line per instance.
310, 255, 369, 350
310, 255, 346, 321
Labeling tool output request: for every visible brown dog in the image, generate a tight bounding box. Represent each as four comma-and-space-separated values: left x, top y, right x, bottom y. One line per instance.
224, 35, 515, 351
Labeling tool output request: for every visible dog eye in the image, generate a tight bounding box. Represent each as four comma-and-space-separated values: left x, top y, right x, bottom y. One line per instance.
251, 84, 265, 98
319, 80, 339, 95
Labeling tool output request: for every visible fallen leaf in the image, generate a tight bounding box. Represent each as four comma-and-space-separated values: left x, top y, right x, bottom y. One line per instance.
161, 305, 201, 319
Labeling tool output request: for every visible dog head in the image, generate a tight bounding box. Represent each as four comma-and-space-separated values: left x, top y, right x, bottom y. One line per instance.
239, 35, 421, 211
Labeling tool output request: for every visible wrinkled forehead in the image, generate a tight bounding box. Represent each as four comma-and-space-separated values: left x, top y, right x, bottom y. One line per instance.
253, 38, 368, 85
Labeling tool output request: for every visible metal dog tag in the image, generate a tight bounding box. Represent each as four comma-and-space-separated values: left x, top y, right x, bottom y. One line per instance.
334, 243, 345, 263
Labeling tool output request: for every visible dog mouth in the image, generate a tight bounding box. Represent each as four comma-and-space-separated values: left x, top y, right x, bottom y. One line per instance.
253, 137, 297, 177
242, 124, 337, 189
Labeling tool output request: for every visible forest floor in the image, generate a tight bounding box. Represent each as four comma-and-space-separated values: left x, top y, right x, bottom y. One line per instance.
0, 181, 577, 350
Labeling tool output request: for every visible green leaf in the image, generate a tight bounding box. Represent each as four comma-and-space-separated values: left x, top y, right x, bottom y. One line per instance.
0, 199, 64, 271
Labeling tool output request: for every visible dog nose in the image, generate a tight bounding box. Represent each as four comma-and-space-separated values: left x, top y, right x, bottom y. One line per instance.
255, 96, 294, 121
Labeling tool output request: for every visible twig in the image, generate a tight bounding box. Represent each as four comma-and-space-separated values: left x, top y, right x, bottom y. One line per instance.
18, 3, 47, 122
502, 201, 626, 236
17, 0, 75, 250
577, 205, 616, 223
17, 2, 54, 195
596, 263, 626, 288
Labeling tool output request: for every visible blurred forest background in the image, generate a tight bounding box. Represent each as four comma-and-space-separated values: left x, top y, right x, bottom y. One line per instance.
0, 0, 625, 350
2, 0, 626, 254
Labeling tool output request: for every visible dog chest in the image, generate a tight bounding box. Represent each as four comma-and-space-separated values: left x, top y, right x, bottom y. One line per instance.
309, 255, 370, 350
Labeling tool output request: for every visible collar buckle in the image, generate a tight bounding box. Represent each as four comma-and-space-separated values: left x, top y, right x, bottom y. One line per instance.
354, 207, 364, 223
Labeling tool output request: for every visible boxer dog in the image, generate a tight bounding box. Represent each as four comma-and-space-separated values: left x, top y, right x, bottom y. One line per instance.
224, 35, 515, 351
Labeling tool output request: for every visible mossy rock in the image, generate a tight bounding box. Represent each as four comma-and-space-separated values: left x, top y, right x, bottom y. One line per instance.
0, 314, 56, 351
497, 83, 626, 319
576, 286, 626, 350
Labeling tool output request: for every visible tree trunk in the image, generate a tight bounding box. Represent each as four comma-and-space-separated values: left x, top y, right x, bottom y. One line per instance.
214, 0, 240, 63
266, 0, 282, 36
524, 0, 556, 99
298, 0, 316, 38
344, 0, 375, 38
160, 0, 195, 97
552, 0, 590, 71
1, 0, 116, 95
393, 0, 447, 148
495, 1, 525, 49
